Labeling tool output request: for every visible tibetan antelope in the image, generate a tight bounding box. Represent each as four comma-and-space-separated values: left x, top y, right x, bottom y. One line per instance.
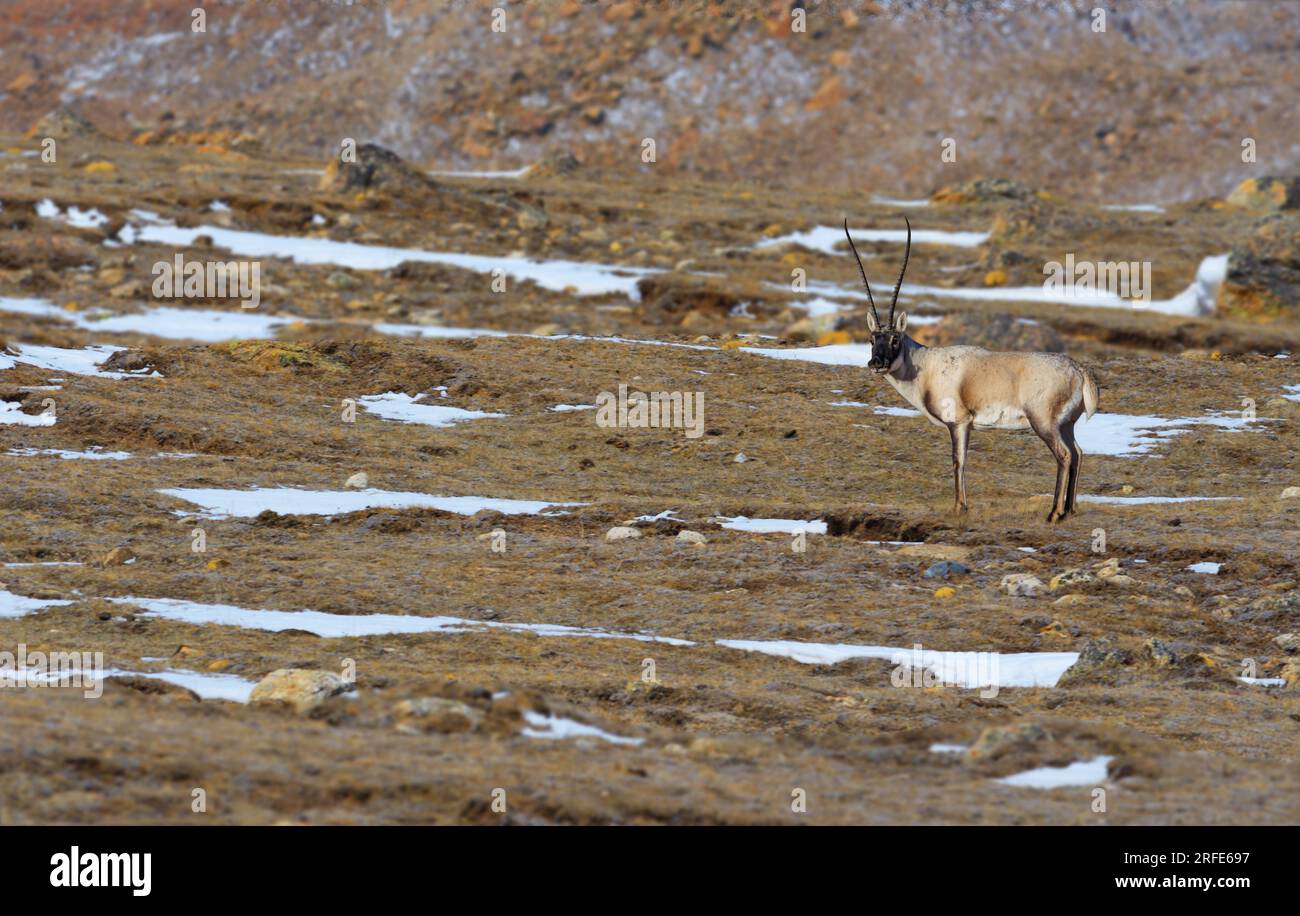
844, 218, 1100, 523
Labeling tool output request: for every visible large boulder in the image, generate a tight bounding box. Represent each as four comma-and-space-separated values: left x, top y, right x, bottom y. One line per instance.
1217, 215, 1300, 321
1225, 176, 1300, 212
317, 142, 438, 195
249, 669, 347, 713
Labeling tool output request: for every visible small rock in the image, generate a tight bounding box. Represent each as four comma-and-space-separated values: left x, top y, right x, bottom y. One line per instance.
1274, 633, 1300, 652
733, 452, 748, 463
605, 526, 641, 542
1079, 638, 1133, 667
249, 669, 347, 713
676, 530, 707, 546
1049, 567, 1094, 590
394, 697, 484, 734
1145, 638, 1178, 667
969, 722, 1047, 760
1103, 574, 1136, 588
933, 586, 956, 599
346, 471, 369, 489
1001, 573, 1045, 597
1094, 558, 1121, 578
924, 560, 970, 579
1053, 593, 1089, 607
1282, 486, 1300, 499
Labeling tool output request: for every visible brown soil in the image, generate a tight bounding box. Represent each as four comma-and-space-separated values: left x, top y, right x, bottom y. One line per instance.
1, 128, 1298, 825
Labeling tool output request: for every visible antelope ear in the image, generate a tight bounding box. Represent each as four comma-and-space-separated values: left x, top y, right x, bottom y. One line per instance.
866, 311, 880, 332
893, 311, 908, 332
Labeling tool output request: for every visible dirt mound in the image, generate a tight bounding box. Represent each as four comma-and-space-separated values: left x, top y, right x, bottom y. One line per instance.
931, 178, 1037, 207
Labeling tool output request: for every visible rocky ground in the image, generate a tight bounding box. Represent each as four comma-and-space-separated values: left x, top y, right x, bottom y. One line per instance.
2, 0, 1299, 203
0, 127, 1298, 825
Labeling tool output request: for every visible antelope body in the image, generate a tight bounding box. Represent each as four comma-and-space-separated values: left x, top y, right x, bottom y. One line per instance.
846, 220, 1100, 522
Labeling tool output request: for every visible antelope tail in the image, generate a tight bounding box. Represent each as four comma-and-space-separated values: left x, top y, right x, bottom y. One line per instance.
1082, 368, 1100, 419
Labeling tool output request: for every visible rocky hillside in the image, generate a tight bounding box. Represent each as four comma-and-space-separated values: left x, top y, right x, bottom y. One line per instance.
2, 0, 1298, 203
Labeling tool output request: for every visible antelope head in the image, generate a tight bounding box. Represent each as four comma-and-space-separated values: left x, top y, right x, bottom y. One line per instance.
844, 217, 911, 374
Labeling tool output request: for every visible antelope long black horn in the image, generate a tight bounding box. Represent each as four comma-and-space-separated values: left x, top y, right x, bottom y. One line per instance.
843, 218, 880, 328
888, 216, 911, 328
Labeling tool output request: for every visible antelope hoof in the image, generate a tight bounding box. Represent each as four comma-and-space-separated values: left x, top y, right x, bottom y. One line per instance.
1046, 509, 1063, 524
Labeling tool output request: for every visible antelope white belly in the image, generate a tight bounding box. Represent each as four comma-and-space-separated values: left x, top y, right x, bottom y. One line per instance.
973, 405, 1029, 430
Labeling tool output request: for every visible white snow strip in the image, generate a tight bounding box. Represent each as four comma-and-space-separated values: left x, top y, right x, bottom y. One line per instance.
739, 343, 874, 367
713, 516, 827, 535
1, 295, 289, 341
549, 403, 596, 412
717, 640, 1079, 689
997, 756, 1113, 789
356, 392, 504, 428
109, 667, 256, 702
370, 321, 510, 339
1, 342, 156, 379
1186, 561, 1222, 574
872, 195, 931, 208
633, 510, 684, 522
428, 166, 532, 179
35, 199, 109, 229
0, 590, 75, 619
102, 596, 694, 646
759, 226, 989, 253
929, 743, 969, 754
1237, 677, 1287, 688
1284, 384, 1300, 403
1076, 411, 1267, 457
521, 710, 643, 746
0, 401, 56, 426
128, 222, 659, 297
7, 446, 132, 460
157, 486, 583, 519
18, 665, 256, 702
1102, 203, 1165, 213
901, 253, 1229, 317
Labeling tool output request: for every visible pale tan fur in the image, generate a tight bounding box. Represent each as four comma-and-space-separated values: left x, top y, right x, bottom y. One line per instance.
871, 314, 1100, 522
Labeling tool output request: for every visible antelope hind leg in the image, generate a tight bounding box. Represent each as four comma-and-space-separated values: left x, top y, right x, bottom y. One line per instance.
1032, 420, 1072, 523
1062, 423, 1083, 515
948, 421, 971, 514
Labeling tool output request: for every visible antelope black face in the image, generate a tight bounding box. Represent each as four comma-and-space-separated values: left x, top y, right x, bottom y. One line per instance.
844, 216, 912, 375
867, 327, 905, 373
